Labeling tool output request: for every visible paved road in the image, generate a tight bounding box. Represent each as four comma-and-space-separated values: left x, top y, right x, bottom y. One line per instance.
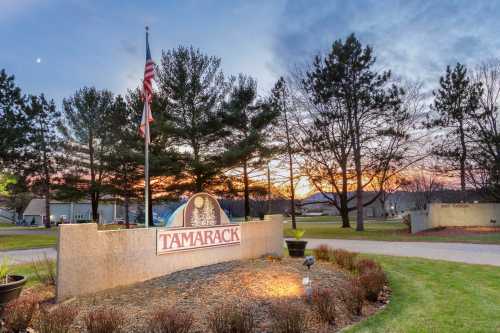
0, 248, 57, 264
0, 228, 57, 236
304, 238, 500, 267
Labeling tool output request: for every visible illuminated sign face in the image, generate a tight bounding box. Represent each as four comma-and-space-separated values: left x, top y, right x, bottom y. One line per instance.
157, 193, 240, 254
184, 193, 222, 227
157, 225, 241, 253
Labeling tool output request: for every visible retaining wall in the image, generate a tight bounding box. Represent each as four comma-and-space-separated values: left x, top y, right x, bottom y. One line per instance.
56, 215, 283, 301
410, 203, 500, 233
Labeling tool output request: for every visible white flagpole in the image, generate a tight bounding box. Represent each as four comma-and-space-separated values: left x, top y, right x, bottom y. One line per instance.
144, 104, 150, 229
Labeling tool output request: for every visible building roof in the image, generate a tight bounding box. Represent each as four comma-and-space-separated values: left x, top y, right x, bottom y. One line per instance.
23, 198, 46, 216
23, 196, 124, 217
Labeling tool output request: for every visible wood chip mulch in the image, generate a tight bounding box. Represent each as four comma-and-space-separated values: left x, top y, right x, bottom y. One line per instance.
42, 257, 390, 332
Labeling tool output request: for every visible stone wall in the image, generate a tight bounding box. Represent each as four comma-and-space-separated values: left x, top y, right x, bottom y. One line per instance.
56, 215, 283, 301
409, 203, 500, 233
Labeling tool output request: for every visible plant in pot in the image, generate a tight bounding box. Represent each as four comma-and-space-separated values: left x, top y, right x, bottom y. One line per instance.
286, 229, 307, 257
0, 257, 27, 309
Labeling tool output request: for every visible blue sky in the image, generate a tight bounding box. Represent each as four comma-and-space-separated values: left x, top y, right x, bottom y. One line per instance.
2, 0, 500, 105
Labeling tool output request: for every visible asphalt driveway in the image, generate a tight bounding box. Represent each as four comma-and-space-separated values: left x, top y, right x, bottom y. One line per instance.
0, 247, 57, 264
303, 238, 500, 267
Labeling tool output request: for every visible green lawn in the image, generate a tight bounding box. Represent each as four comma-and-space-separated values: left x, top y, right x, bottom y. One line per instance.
291, 215, 393, 223
0, 234, 57, 251
284, 221, 500, 244
347, 255, 500, 333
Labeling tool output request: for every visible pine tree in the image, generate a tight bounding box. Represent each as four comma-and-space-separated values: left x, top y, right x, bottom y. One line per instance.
427, 63, 482, 200
59, 87, 115, 222
0, 69, 28, 171
24, 94, 62, 227
222, 74, 279, 220
156, 46, 231, 193
101, 95, 144, 226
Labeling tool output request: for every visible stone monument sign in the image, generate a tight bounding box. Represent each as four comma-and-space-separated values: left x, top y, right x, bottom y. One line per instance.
157, 193, 238, 254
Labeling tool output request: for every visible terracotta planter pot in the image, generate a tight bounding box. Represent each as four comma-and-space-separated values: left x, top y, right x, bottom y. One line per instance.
286, 240, 308, 257
0, 275, 27, 308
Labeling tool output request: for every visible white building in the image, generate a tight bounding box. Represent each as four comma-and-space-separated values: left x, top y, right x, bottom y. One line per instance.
22, 198, 138, 225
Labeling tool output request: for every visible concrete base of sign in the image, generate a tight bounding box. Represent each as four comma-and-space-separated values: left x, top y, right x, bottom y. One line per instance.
56, 215, 283, 301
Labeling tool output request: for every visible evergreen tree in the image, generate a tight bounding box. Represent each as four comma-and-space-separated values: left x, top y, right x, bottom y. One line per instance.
156, 46, 231, 193
24, 94, 62, 227
222, 74, 279, 220
0, 69, 28, 171
126, 86, 182, 224
102, 95, 144, 226
427, 63, 482, 199
59, 87, 115, 222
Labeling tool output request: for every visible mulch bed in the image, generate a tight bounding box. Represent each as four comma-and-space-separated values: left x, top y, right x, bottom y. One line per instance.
37, 257, 388, 332
415, 226, 500, 236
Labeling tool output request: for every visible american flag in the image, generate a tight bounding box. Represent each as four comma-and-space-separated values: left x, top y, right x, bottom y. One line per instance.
139, 27, 154, 142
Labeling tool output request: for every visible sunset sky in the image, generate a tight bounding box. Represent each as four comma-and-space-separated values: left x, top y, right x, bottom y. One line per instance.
2, 0, 500, 105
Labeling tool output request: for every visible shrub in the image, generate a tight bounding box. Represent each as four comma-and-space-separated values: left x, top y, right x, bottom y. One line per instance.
341, 278, 365, 316
83, 307, 124, 333
30, 254, 57, 286
331, 249, 358, 271
311, 288, 337, 325
270, 301, 307, 333
2, 295, 38, 332
147, 306, 193, 333
0, 256, 10, 284
291, 229, 305, 240
356, 259, 382, 276
208, 304, 255, 333
358, 269, 387, 302
34, 304, 79, 333
312, 245, 331, 261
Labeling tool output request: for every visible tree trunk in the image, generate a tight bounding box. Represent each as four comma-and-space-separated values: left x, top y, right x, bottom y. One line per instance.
340, 194, 350, 228
355, 168, 364, 231
88, 132, 99, 222
283, 107, 296, 229
339, 200, 350, 229
459, 120, 467, 201
91, 193, 99, 222
340, 163, 350, 228
352, 138, 364, 231
44, 191, 51, 228
148, 185, 153, 226
267, 163, 271, 214
243, 160, 250, 220
354, 140, 364, 231
43, 150, 51, 228
288, 153, 297, 230
124, 194, 130, 229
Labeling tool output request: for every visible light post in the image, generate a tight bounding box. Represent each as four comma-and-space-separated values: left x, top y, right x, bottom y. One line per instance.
303, 255, 315, 302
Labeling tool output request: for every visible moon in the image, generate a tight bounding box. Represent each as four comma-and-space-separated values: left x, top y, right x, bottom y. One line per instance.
36, 57, 42, 64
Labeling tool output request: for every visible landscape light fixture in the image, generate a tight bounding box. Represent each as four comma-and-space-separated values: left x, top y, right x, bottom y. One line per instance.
303, 255, 315, 302
303, 255, 315, 270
